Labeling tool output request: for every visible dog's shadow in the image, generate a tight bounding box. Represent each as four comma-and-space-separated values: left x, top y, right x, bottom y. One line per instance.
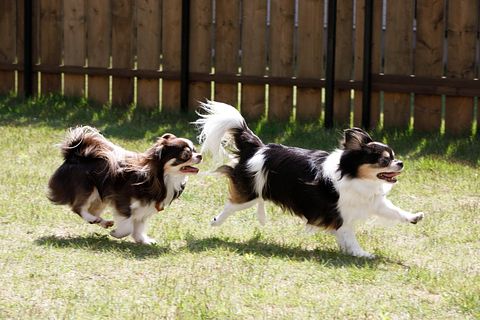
185, 236, 385, 268
35, 233, 171, 260
35, 233, 393, 267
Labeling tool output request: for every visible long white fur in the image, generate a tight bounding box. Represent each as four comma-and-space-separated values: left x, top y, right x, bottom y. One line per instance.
194, 100, 246, 163
246, 149, 268, 198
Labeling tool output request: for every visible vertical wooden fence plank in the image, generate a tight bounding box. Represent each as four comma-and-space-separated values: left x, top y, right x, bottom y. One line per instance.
112, 0, 134, 107
16, 0, 25, 96
40, 0, 62, 94
32, 0, 40, 96
136, 0, 160, 109
64, 0, 86, 97
241, 0, 267, 119
162, 0, 182, 112
0, 0, 16, 94
86, 0, 110, 105
414, 0, 444, 132
215, 0, 240, 106
189, 0, 212, 111
296, 0, 324, 121
353, 0, 364, 127
383, 0, 414, 129
354, 0, 382, 128
445, 0, 477, 135
269, 0, 294, 121
334, 0, 354, 125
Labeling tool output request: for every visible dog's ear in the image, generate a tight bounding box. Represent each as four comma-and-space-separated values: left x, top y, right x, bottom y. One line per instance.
152, 144, 164, 159
343, 127, 373, 150
160, 133, 176, 141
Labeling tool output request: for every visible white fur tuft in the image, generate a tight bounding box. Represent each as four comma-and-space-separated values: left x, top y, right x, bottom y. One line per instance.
193, 100, 245, 162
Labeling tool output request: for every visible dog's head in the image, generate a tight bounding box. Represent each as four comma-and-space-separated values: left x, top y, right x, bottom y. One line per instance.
152, 133, 202, 175
339, 128, 403, 183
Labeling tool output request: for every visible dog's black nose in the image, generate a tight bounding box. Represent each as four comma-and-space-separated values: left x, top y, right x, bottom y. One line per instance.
397, 161, 403, 168
196, 154, 202, 160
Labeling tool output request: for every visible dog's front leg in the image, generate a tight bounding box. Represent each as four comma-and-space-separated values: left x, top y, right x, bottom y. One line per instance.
132, 219, 156, 245
334, 225, 375, 258
374, 198, 424, 224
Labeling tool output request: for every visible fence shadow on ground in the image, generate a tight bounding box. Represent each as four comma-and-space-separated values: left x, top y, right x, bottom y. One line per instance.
1, 94, 479, 166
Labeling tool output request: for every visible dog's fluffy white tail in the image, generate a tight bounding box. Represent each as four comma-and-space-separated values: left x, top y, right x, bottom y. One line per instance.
194, 100, 247, 162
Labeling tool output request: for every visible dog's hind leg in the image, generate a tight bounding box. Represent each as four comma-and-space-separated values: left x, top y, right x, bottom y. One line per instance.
89, 198, 113, 228
256, 199, 266, 226
73, 189, 112, 228
211, 199, 258, 226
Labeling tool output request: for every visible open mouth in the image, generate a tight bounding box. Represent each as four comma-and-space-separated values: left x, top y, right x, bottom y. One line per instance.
377, 172, 401, 183
180, 165, 199, 174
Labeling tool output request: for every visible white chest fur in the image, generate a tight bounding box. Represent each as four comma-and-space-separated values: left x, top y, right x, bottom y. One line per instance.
322, 150, 393, 224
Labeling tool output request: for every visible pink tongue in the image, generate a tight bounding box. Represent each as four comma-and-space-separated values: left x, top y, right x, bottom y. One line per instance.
384, 172, 400, 178
181, 166, 199, 174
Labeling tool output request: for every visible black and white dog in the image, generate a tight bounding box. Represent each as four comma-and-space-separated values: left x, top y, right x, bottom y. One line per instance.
194, 101, 423, 258
48, 126, 202, 244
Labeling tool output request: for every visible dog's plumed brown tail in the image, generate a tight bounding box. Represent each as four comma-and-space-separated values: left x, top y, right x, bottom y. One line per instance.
48, 126, 118, 205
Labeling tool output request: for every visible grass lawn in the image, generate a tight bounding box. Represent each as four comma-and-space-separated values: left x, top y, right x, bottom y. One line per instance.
0, 94, 479, 319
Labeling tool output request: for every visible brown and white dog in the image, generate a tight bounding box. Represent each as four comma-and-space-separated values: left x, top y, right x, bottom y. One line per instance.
48, 126, 201, 244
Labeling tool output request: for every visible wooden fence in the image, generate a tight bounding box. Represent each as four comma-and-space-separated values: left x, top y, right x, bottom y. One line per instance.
0, 0, 479, 135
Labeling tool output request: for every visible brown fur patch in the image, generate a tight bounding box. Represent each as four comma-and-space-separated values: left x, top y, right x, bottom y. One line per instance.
357, 164, 380, 180
228, 180, 250, 204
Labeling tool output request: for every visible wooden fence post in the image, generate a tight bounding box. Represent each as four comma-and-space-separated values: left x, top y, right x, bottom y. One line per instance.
269, 0, 294, 121
0, 0, 16, 95
87, 0, 110, 105
189, 0, 211, 111
136, 0, 161, 109
354, 0, 381, 128
383, 0, 414, 129
17, 0, 25, 96
241, 0, 267, 120
40, 0, 62, 94
334, 0, 354, 125
445, 0, 477, 135
162, 0, 182, 112
112, 0, 134, 107
414, 0, 444, 133
296, 0, 324, 122
214, 0, 240, 107
64, 0, 86, 97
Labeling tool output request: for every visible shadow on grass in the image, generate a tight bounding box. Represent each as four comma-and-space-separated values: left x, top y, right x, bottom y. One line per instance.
1, 94, 478, 165
185, 235, 385, 268
34, 233, 171, 260
35, 233, 387, 267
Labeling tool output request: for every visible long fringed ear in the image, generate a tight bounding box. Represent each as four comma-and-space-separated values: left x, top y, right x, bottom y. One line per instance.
342, 127, 373, 150
154, 144, 164, 159
153, 133, 177, 159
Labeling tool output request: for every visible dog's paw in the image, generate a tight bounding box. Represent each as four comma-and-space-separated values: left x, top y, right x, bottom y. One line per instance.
100, 220, 114, 229
110, 229, 129, 239
210, 216, 223, 227
351, 250, 376, 259
134, 236, 157, 245
409, 212, 424, 224
88, 217, 102, 224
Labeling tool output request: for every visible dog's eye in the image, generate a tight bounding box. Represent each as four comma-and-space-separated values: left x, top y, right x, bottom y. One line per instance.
180, 150, 191, 160
379, 157, 390, 167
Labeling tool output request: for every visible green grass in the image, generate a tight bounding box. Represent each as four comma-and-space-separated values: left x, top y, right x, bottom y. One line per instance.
0, 94, 479, 319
